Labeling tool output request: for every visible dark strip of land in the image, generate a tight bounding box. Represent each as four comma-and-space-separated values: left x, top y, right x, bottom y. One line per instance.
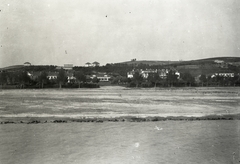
1, 114, 239, 124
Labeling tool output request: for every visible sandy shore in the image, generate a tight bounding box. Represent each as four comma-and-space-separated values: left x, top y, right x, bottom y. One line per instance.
0, 87, 239, 123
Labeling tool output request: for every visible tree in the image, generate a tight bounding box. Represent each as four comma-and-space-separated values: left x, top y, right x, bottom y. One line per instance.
166, 70, 178, 87
57, 69, 67, 88
148, 72, 160, 88
207, 75, 212, 86
75, 71, 86, 88
92, 77, 99, 83
19, 71, 31, 88
181, 72, 195, 87
133, 71, 143, 87
232, 74, 240, 86
38, 71, 48, 88
0, 71, 8, 88
199, 74, 207, 87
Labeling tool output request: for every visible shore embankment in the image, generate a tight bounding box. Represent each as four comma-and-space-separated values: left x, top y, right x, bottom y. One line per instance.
1, 113, 239, 124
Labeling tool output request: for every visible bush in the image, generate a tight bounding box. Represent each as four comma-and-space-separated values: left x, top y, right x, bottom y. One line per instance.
141, 82, 153, 88
127, 81, 136, 87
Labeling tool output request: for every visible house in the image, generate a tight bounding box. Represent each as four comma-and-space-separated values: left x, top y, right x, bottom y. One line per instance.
66, 72, 76, 83
47, 72, 59, 80
175, 71, 181, 79
214, 60, 224, 64
158, 69, 169, 79
27, 71, 41, 80
127, 68, 180, 79
85, 62, 92, 67
127, 70, 135, 78
90, 73, 111, 82
211, 73, 234, 78
92, 61, 100, 67
127, 69, 158, 79
56, 66, 63, 70
140, 69, 157, 79
64, 64, 73, 70
24, 62, 31, 66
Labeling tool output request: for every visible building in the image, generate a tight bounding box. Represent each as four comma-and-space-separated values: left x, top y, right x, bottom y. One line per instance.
24, 62, 31, 66
90, 73, 111, 82
140, 69, 157, 79
66, 72, 76, 83
56, 66, 63, 70
64, 64, 73, 70
92, 62, 100, 67
84, 62, 100, 67
214, 60, 224, 64
127, 70, 135, 78
27, 71, 41, 81
211, 73, 234, 78
127, 69, 172, 79
85, 62, 92, 67
47, 72, 59, 80
158, 69, 169, 79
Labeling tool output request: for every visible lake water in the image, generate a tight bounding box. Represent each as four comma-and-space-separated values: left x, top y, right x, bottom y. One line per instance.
0, 121, 239, 164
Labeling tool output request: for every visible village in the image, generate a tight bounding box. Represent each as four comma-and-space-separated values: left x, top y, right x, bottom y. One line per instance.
0, 58, 240, 89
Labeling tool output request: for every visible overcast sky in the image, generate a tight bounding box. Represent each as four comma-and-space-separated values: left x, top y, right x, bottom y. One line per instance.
0, 0, 239, 67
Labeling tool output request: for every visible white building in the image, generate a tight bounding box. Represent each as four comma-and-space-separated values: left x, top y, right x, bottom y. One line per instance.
47, 72, 58, 80
85, 62, 92, 67
90, 73, 111, 82
92, 62, 100, 67
64, 64, 73, 70
211, 73, 234, 78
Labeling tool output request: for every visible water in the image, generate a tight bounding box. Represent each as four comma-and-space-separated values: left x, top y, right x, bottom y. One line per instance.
0, 121, 239, 164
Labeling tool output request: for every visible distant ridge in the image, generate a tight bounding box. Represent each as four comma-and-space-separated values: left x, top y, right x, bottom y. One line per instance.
116, 57, 240, 66
117, 60, 181, 66
0, 65, 24, 71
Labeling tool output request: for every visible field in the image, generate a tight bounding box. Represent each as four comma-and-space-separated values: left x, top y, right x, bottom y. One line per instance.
0, 87, 239, 122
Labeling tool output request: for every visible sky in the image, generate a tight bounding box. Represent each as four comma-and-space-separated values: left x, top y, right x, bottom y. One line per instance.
0, 0, 239, 67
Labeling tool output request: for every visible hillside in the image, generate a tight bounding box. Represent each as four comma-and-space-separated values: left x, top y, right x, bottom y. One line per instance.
116, 57, 240, 66
1, 57, 240, 78
0, 65, 24, 71
117, 60, 181, 66
115, 57, 240, 77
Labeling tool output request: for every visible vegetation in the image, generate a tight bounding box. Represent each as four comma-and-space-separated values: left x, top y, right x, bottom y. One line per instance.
74, 71, 86, 88
57, 69, 67, 89
37, 72, 48, 88
148, 73, 161, 88
0, 57, 240, 89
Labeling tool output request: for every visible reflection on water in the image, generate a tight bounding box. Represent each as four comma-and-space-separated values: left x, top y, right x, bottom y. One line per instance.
0, 121, 239, 164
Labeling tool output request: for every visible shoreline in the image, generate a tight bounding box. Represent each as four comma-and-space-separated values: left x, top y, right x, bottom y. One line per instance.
1, 114, 239, 124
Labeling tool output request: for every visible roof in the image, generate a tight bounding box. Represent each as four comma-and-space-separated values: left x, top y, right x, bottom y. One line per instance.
92, 62, 100, 64
24, 62, 31, 64
85, 62, 91, 64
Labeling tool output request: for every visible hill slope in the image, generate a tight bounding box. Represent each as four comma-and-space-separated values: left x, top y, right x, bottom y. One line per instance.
116, 57, 240, 66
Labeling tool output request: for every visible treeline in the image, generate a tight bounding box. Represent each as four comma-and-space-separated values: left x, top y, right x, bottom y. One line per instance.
1, 63, 240, 89
0, 69, 99, 89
